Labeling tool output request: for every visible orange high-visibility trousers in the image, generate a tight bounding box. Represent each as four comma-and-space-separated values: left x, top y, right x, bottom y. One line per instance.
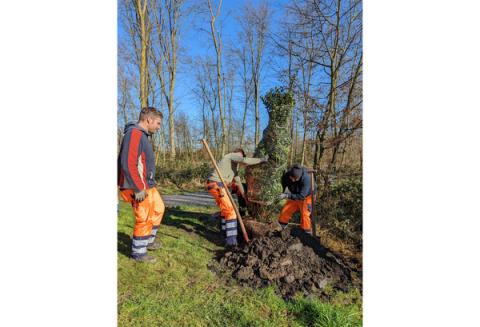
120, 187, 165, 258
206, 180, 238, 246
206, 181, 236, 220
278, 195, 312, 232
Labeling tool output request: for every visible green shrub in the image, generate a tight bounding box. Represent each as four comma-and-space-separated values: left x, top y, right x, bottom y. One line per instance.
156, 162, 211, 187
318, 174, 362, 249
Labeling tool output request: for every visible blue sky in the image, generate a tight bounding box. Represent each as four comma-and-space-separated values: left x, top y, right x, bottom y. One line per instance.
118, 0, 290, 136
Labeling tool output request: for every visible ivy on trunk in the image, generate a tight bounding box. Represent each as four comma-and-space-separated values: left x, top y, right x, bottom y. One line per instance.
246, 87, 295, 221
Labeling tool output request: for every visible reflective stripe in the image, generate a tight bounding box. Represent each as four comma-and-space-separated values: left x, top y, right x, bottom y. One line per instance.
133, 235, 151, 240
133, 238, 149, 247
132, 246, 147, 254
226, 229, 237, 237
225, 221, 237, 229
279, 223, 288, 229
221, 219, 226, 230
148, 226, 160, 244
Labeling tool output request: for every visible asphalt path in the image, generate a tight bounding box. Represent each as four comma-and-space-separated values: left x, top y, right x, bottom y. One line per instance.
162, 191, 217, 207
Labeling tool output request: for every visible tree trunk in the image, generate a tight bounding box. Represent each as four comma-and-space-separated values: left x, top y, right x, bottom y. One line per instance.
135, 0, 149, 108
240, 97, 248, 148
254, 84, 260, 146
245, 88, 295, 221
208, 0, 226, 156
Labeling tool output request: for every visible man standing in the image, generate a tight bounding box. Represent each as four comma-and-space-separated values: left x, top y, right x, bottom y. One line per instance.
118, 107, 164, 263
206, 149, 267, 247
278, 164, 315, 235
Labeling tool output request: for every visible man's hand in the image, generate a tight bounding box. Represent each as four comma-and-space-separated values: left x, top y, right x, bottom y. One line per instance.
134, 189, 148, 202
278, 193, 289, 200
261, 154, 269, 163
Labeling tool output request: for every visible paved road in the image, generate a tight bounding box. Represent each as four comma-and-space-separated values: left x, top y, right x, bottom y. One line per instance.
162, 191, 216, 207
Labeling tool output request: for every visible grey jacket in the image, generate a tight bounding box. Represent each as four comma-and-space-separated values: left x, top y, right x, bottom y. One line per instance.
208, 152, 263, 185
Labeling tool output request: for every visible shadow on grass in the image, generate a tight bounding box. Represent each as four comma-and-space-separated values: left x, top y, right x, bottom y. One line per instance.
117, 207, 225, 256
118, 232, 131, 257
161, 208, 224, 247
288, 300, 321, 327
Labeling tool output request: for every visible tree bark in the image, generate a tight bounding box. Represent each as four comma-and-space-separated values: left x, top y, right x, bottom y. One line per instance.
134, 0, 150, 108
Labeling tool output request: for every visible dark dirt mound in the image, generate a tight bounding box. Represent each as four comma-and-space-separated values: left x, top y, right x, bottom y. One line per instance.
243, 218, 281, 238
214, 227, 361, 299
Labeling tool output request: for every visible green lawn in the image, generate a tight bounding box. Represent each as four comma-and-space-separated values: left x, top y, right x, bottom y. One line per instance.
118, 201, 362, 326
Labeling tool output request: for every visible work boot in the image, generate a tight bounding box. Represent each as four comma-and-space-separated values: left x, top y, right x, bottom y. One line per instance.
147, 241, 162, 251
131, 255, 157, 263
225, 243, 239, 252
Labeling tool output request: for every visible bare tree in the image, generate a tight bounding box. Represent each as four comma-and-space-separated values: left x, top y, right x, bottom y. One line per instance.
193, 56, 220, 156
120, 2, 150, 120
126, 0, 152, 108
118, 68, 133, 128
175, 112, 194, 160
279, 0, 362, 183
149, 0, 187, 159
238, 1, 271, 146
223, 69, 236, 151
235, 45, 254, 148
207, 0, 227, 156
298, 29, 318, 166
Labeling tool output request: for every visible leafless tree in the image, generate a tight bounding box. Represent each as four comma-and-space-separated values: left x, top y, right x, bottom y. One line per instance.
206, 0, 227, 156
237, 1, 271, 146
122, 0, 152, 107
149, 0, 188, 159
278, 0, 362, 181
234, 43, 254, 148
192, 56, 221, 156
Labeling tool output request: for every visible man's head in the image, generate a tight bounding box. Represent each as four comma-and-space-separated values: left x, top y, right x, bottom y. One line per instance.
138, 107, 163, 134
288, 164, 303, 182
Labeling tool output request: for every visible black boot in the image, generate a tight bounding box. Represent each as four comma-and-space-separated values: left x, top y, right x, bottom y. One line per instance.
131, 255, 157, 263
147, 240, 162, 250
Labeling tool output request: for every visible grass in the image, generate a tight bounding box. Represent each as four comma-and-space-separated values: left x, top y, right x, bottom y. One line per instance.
118, 199, 362, 326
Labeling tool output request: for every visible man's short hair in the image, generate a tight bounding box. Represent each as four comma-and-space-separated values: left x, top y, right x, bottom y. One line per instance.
139, 107, 163, 121
233, 148, 246, 157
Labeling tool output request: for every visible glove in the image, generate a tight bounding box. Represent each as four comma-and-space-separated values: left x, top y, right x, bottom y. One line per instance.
278, 193, 289, 200
134, 189, 148, 202
261, 154, 269, 163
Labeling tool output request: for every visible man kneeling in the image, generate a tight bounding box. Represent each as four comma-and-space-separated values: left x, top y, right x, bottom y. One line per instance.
278, 164, 315, 235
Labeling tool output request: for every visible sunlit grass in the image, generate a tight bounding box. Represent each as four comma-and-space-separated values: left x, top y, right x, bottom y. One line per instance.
118, 200, 362, 326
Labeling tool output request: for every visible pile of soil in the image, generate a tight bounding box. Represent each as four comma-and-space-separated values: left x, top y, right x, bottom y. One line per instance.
215, 227, 360, 299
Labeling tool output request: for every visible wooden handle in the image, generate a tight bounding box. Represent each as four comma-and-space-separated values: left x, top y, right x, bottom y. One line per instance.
201, 139, 250, 243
